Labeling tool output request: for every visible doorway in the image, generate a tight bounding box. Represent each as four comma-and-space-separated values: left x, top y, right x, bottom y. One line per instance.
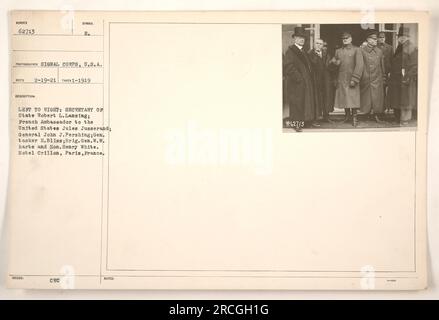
319, 24, 379, 57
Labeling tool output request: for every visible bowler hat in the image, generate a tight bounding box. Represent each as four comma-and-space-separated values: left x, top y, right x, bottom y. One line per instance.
292, 26, 307, 38
397, 26, 410, 37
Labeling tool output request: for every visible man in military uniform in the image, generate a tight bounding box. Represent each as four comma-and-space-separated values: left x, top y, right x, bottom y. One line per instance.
377, 31, 393, 74
283, 27, 318, 132
330, 32, 364, 127
388, 26, 418, 126
360, 29, 386, 122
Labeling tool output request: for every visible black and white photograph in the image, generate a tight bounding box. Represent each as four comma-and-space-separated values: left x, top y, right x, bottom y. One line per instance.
282, 23, 418, 131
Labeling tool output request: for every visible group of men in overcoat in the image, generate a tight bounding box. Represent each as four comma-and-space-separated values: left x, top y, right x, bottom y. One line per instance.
283, 26, 418, 131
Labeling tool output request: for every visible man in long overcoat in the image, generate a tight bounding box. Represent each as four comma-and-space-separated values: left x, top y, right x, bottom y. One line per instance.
360, 29, 386, 121
377, 31, 393, 113
283, 26, 317, 131
388, 26, 418, 126
308, 38, 334, 122
330, 32, 364, 127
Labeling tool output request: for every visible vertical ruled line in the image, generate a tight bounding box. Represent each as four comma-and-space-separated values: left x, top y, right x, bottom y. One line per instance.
100, 19, 105, 285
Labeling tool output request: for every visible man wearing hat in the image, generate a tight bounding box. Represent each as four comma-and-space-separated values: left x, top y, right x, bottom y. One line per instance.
283, 26, 317, 131
359, 29, 386, 122
377, 31, 394, 113
377, 31, 393, 74
330, 31, 364, 127
388, 26, 418, 126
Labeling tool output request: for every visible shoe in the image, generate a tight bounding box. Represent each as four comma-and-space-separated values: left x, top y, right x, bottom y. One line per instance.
311, 122, 321, 127
400, 121, 409, 127
294, 126, 303, 132
374, 115, 384, 123
323, 117, 335, 124
341, 116, 350, 123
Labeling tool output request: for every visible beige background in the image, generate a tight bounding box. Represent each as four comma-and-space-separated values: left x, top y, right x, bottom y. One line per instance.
107, 23, 415, 273
0, 0, 438, 298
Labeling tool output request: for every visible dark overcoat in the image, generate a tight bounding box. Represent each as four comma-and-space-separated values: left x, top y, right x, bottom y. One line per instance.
283, 45, 317, 122
388, 40, 418, 110
377, 42, 393, 75
308, 49, 334, 115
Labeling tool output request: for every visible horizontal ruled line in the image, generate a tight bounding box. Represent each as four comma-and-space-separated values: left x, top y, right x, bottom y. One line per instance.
13, 34, 103, 37
106, 268, 418, 273
12, 65, 103, 68
110, 22, 279, 25
13, 82, 103, 85
12, 49, 103, 52
8, 274, 419, 279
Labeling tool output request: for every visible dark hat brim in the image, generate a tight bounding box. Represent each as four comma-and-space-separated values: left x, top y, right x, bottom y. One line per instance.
292, 32, 307, 38
366, 31, 378, 38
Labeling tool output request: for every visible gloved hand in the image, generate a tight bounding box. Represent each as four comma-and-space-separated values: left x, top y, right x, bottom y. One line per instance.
330, 57, 341, 66
349, 80, 356, 88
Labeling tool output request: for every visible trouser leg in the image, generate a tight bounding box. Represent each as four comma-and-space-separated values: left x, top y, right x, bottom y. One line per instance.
393, 108, 401, 122
352, 108, 358, 127
323, 110, 334, 123
400, 108, 412, 123
373, 109, 384, 123
342, 108, 351, 123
